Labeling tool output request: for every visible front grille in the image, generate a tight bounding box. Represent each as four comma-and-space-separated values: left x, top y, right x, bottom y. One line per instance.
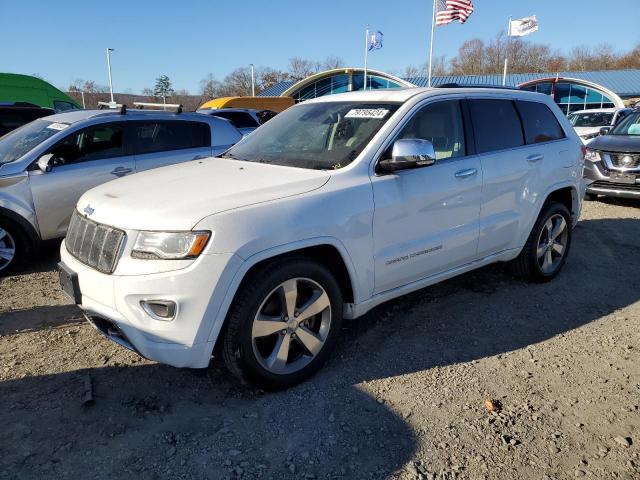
66, 210, 125, 274
605, 152, 640, 169
589, 180, 640, 192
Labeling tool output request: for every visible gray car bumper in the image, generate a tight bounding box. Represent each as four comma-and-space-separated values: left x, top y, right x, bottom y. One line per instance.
583, 161, 640, 199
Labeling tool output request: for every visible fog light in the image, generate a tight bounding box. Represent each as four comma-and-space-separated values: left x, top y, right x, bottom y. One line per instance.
140, 300, 176, 321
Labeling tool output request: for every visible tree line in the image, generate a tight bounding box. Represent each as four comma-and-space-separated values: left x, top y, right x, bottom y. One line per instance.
66, 39, 640, 109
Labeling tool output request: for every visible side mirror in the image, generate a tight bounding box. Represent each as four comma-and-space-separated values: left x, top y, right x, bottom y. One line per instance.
379, 139, 436, 172
37, 153, 55, 173
599, 126, 611, 136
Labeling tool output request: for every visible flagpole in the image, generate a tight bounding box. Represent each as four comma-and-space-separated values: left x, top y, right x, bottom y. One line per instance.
364, 27, 369, 91
427, 0, 436, 87
502, 16, 511, 86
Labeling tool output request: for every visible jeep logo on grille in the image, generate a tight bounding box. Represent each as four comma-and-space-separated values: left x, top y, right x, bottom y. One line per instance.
83, 205, 95, 216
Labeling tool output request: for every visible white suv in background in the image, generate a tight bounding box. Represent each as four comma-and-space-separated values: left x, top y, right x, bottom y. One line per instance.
568, 107, 633, 144
59, 87, 585, 388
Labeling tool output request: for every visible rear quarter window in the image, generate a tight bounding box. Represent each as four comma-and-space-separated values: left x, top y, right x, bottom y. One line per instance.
515, 100, 565, 144
468, 99, 524, 154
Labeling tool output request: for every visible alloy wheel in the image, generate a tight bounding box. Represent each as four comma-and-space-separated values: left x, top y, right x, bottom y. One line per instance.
536, 214, 568, 274
251, 277, 331, 375
0, 227, 16, 272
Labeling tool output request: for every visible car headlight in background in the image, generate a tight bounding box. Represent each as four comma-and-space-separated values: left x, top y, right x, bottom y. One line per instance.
584, 149, 601, 162
132, 231, 211, 260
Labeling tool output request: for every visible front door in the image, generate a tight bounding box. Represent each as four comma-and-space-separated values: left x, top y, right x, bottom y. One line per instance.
28, 122, 134, 240
371, 100, 482, 294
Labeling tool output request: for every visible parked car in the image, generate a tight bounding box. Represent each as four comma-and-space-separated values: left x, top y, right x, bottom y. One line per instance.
198, 96, 294, 113
0, 103, 55, 136
196, 108, 277, 135
0, 73, 80, 112
0, 108, 242, 274
567, 108, 633, 144
583, 109, 640, 200
59, 87, 584, 388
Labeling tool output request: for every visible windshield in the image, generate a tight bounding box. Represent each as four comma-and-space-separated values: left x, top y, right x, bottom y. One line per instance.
221, 102, 399, 170
610, 112, 640, 135
0, 119, 67, 165
567, 112, 614, 128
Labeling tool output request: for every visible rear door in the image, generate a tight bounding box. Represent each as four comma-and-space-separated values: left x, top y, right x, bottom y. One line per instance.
131, 120, 212, 172
470, 98, 566, 257
28, 121, 134, 239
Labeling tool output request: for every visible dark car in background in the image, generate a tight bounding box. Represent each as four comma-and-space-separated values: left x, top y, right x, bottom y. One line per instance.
0, 103, 55, 136
583, 110, 640, 200
196, 108, 278, 135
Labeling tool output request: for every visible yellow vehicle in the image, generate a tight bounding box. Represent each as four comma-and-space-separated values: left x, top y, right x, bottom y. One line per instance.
198, 96, 294, 113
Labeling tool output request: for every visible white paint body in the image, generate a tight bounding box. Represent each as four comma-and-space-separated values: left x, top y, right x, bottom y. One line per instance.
61, 87, 585, 368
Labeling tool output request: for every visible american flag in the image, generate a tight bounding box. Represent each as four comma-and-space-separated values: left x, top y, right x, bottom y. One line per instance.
435, 0, 474, 26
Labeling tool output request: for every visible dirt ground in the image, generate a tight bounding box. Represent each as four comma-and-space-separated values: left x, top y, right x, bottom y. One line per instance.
1, 198, 639, 480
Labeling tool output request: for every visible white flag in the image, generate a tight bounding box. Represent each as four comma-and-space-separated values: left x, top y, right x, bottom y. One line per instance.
509, 15, 538, 37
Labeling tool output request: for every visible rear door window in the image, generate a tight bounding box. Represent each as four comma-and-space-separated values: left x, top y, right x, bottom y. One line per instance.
515, 101, 565, 144
131, 121, 211, 155
468, 99, 524, 153
212, 111, 258, 129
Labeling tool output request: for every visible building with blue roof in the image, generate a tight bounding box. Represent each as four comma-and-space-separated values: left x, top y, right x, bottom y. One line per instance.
259, 68, 640, 115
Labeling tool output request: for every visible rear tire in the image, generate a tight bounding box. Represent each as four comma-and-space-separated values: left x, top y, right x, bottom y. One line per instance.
0, 218, 30, 277
509, 202, 572, 283
220, 256, 343, 389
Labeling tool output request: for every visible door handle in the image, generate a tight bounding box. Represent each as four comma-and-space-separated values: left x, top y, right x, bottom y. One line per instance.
110, 166, 133, 177
527, 154, 544, 163
454, 168, 477, 178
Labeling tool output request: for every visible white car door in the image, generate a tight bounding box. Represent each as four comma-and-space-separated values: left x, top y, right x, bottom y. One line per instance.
371, 99, 482, 294
469, 98, 567, 257
28, 122, 134, 240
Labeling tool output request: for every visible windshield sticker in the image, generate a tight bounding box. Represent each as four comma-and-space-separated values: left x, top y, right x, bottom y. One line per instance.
344, 108, 389, 119
46, 122, 70, 131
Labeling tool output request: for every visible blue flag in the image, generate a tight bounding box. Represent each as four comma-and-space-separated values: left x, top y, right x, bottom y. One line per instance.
367, 30, 384, 51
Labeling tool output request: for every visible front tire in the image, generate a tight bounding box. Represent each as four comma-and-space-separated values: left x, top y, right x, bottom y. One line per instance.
0, 218, 30, 277
510, 202, 572, 283
221, 257, 343, 389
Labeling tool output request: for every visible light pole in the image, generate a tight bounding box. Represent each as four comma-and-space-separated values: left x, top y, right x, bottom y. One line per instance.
106, 48, 115, 106
250, 63, 255, 96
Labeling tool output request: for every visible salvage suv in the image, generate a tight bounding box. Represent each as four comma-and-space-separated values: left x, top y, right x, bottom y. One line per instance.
59, 87, 585, 388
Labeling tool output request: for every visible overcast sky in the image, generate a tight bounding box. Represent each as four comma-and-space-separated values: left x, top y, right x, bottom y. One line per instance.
2, 0, 639, 93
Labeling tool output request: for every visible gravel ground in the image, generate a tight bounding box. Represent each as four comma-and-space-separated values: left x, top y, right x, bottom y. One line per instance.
1, 198, 639, 480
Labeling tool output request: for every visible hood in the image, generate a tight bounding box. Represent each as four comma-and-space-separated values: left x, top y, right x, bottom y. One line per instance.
587, 134, 640, 154
78, 158, 331, 230
574, 126, 601, 137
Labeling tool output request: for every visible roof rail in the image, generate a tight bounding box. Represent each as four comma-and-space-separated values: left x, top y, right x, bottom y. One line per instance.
437, 83, 520, 90
97, 101, 124, 109
133, 102, 183, 114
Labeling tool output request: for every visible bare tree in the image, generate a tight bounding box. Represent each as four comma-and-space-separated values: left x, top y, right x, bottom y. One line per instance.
450, 39, 485, 75
259, 68, 290, 91
200, 73, 222, 100
322, 55, 345, 70
288, 57, 321, 81
403, 65, 421, 78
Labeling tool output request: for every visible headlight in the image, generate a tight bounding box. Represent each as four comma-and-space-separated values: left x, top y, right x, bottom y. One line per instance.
132, 231, 211, 260
584, 149, 601, 162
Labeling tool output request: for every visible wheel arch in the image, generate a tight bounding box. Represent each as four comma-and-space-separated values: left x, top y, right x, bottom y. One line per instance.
206, 238, 358, 348
542, 185, 579, 225
0, 206, 40, 247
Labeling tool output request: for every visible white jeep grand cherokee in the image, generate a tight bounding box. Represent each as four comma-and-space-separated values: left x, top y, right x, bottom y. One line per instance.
59, 87, 585, 388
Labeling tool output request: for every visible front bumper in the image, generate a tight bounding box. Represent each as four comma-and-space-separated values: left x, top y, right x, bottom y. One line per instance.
583, 161, 640, 199
60, 244, 243, 368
